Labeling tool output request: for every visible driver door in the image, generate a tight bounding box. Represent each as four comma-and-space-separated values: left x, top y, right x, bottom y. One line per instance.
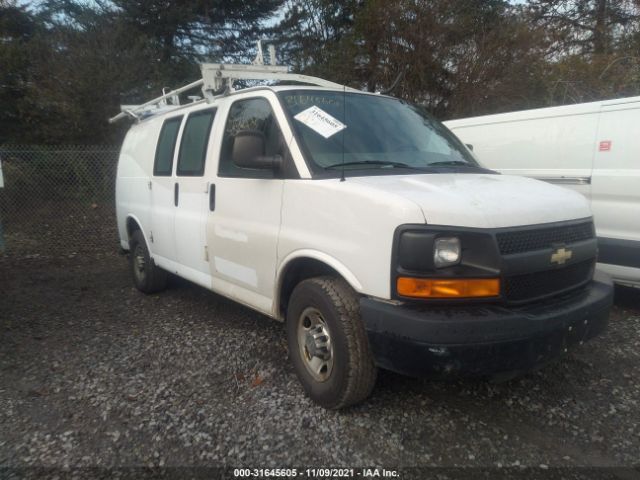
207, 93, 293, 314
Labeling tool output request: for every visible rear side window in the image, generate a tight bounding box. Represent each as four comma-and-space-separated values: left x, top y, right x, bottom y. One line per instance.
177, 109, 216, 176
154, 116, 183, 176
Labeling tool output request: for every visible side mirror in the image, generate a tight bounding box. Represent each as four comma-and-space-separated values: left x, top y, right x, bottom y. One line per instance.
232, 130, 283, 170
465, 143, 474, 151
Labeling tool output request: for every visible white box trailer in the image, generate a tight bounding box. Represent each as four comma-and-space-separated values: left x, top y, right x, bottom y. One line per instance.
445, 97, 640, 288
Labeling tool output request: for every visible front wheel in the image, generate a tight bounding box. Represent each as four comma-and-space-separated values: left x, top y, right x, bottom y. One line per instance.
286, 276, 377, 409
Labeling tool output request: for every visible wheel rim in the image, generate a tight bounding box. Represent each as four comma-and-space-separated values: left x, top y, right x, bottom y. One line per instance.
297, 307, 334, 382
133, 244, 147, 283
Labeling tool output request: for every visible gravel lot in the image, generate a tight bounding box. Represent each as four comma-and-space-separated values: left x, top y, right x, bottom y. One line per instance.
1, 249, 639, 478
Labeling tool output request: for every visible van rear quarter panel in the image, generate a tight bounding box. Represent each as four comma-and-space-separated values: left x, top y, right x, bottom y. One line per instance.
446, 111, 597, 200
116, 119, 162, 249
592, 104, 640, 257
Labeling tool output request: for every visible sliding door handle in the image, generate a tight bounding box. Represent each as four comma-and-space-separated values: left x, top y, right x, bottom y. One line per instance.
209, 184, 216, 211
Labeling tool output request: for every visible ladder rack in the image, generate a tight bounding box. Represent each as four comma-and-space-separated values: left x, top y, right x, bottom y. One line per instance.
109, 53, 356, 124
109, 79, 204, 124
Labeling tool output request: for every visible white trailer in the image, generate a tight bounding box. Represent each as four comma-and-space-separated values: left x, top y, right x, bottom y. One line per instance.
445, 97, 640, 288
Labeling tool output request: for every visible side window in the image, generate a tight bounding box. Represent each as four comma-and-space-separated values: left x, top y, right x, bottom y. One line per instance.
153, 116, 183, 176
219, 98, 287, 178
177, 109, 216, 176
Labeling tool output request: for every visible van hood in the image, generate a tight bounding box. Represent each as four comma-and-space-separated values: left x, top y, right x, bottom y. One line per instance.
350, 173, 592, 228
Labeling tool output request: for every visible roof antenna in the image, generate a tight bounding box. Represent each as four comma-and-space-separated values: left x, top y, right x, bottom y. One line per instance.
340, 84, 346, 182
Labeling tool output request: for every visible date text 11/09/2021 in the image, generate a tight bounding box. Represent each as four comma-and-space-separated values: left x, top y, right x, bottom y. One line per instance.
233, 468, 400, 478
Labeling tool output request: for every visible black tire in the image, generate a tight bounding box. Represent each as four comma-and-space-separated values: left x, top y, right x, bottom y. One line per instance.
286, 276, 377, 409
129, 229, 168, 294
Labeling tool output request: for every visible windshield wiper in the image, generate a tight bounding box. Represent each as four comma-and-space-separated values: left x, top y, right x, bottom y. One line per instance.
325, 160, 426, 170
427, 160, 497, 174
427, 160, 473, 167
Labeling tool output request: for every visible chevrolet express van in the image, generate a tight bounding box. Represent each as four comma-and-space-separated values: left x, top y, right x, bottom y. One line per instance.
114, 63, 613, 408
445, 97, 640, 288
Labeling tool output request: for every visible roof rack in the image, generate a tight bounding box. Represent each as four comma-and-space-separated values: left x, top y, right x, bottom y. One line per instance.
109, 41, 356, 124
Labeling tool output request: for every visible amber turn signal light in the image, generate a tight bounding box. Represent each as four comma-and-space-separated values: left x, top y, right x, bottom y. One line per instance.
397, 277, 500, 298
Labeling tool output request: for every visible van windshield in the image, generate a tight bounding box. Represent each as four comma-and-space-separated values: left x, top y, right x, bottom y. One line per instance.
278, 90, 481, 176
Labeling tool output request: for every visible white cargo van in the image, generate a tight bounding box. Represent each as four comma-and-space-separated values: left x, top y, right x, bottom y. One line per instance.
445, 97, 640, 288
113, 61, 613, 409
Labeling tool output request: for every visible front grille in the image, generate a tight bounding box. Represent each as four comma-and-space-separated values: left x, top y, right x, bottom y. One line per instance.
496, 221, 594, 255
504, 260, 594, 302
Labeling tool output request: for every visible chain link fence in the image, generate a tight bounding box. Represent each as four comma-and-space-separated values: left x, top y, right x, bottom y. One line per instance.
0, 145, 120, 258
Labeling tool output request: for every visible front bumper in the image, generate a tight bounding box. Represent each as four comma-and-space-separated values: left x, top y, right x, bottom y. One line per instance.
360, 271, 613, 379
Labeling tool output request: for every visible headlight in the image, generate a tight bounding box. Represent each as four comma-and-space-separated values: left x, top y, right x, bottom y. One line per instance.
434, 237, 461, 268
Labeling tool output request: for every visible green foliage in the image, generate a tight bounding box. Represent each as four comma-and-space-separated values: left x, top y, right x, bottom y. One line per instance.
0, 0, 283, 145
527, 0, 639, 55
0, 0, 639, 143
111, 0, 282, 64
0, 2, 39, 144
272, 0, 554, 117
273, 0, 640, 118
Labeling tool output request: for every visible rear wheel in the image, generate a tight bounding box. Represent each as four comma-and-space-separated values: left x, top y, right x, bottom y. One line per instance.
129, 230, 167, 294
286, 276, 377, 409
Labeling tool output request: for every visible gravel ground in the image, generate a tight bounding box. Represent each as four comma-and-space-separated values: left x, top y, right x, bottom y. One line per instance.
1, 251, 639, 478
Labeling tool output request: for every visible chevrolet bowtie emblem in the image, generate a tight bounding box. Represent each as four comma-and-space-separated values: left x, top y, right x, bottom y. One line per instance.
551, 247, 573, 265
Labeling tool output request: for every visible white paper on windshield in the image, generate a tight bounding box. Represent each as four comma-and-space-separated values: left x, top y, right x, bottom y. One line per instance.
294, 106, 346, 139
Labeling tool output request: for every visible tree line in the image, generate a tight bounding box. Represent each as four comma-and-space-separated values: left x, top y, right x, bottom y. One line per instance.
1, 0, 639, 145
